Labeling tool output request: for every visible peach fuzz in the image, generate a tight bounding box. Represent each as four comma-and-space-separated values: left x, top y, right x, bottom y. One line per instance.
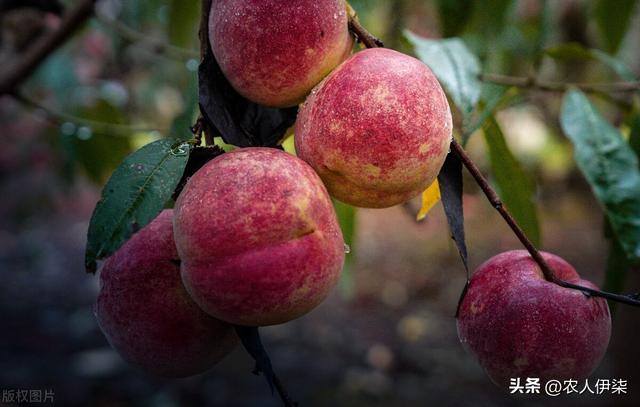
295, 48, 452, 208
173, 148, 345, 326
95, 210, 237, 378
209, 0, 354, 107
457, 250, 611, 386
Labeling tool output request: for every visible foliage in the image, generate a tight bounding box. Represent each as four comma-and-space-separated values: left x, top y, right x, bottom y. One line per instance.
560, 90, 640, 263
483, 116, 540, 246
85, 138, 191, 273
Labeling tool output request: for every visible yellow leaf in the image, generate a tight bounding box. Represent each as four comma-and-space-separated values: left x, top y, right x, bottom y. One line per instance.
417, 180, 441, 221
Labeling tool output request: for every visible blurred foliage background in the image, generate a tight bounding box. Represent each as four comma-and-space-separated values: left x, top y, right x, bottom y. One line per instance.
1, 0, 639, 406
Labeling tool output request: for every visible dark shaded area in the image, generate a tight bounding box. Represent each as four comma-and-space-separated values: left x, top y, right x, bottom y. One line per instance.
0, 0, 64, 15
197, 4, 297, 148
172, 145, 224, 201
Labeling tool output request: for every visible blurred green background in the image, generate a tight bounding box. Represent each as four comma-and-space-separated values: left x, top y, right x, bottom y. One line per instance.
1, 0, 639, 406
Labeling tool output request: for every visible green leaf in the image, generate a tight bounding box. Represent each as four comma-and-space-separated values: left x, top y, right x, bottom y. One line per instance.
483, 116, 540, 246
560, 89, 640, 262
463, 83, 510, 143
593, 0, 638, 54
85, 138, 191, 273
334, 200, 356, 299
168, 0, 200, 48
544, 43, 636, 81
404, 31, 482, 118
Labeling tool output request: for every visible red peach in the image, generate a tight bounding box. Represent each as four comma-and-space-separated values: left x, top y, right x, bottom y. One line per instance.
457, 250, 611, 386
95, 210, 237, 378
295, 48, 453, 208
174, 148, 345, 326
209, 0, 354, 107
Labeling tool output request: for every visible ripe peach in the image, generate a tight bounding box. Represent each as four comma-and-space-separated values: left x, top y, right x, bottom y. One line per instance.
209, 0, 354, 107
457, 250, 611, 386
174, 148, 345, 326
295, 48, 452, 208
95, 210, 237, 377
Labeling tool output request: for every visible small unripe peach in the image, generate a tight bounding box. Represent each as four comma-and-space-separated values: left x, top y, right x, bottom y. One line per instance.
457, 251, 611, 386
174, 148, 345, 326
95, 210, 237, 378
295, 48, 453, 208
209, 0, 354, 107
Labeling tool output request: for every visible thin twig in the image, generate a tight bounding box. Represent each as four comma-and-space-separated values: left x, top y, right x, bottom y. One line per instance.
450, 139, 640, 307
190, 116, 205, 146
480, 73, 640, 93
347, 10, 384, 48
96, 13, 198, 61
0, 0, 97, 95
273, 375, 297, 407
12, 91, 162, 136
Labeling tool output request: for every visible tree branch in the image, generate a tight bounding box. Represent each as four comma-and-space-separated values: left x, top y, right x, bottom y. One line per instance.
347, 9, 384, 48
480, 72, 640, 93
0, 0, 97, 95
450, 139, 640, 306
351, 17, 640, 307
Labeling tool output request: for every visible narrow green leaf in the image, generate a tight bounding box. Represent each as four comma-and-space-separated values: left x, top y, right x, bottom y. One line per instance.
560, 89, 640, 262
593, 0, 638, 54
334, 200, 356, 299
544, 43, 636, 81
483, 116, 540, 246
463, 83, 510, 143
404, 31, 482, 118
168, 0, 200, 48
85, 138, 191, 273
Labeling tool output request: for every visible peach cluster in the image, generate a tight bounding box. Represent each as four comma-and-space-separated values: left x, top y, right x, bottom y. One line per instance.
96, 1, 610, 385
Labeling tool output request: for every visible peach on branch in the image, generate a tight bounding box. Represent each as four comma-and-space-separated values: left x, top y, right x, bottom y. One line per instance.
173, 148, 345, 326
95, 210, 237, 378
295, 48, 452, 208
457, 250, 611, 386
209, 0, 354, 107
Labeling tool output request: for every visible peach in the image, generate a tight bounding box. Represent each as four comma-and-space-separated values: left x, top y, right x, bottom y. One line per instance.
209, 0, 354, 107
95, 210, 237, 378
295, 48, 453, 208
457, 250, 611, 386
174, 148, 345, 326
